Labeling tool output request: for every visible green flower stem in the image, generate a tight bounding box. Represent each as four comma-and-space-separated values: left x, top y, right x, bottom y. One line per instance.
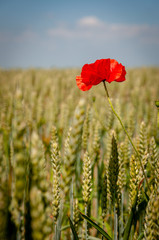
85, 205, 88, 240
102, 81, 150, 191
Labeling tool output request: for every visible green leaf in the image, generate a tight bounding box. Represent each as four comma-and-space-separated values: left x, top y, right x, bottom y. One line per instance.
123, 189, 138, 240
68, 216, 79, 240
137, 232, 144, 240
80, 212, 112, 240
104, 221, 112, 238
61, 225, 70, 231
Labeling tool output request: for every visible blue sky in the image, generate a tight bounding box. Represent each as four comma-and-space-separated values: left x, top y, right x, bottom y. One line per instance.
0, 0, 159, 68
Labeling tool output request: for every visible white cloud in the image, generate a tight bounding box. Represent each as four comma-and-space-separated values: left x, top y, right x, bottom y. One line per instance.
77, 16, 104, 28
47, 16, 159, 44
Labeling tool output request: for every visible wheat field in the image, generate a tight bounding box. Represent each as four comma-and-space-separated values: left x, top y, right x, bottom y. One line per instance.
0, 67, 159, 240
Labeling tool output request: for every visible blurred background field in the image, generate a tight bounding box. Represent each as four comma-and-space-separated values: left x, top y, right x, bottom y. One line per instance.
0, 67, 158, 239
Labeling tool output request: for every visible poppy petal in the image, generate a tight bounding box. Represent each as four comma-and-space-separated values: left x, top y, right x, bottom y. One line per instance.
115, 66, 126, 82
76, 76, 92, 91
76, 58, 126, 91
108, 59, 124, 83
94, 59, 111, 81
81, 63, 104, 85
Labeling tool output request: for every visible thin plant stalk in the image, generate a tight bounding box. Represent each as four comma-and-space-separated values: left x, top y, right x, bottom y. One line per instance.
70, 178, 74, 240
54, 223, 57, 240
85, 205, 88, 240
114, 205, 118, 240
17, 208, 23, 240
109, 199, 113, 235
120, 190, 124, 239
96, 165, 100, 219
102, 221, 104, 240
57, 200, 63, 240
102, 81, 150, 191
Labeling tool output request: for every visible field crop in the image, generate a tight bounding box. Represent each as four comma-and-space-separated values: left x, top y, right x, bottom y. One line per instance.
0, 67, 159, 239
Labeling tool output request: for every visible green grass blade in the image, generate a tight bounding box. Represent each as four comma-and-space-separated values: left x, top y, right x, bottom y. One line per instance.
137, 232, 144, 240
80, 212, 112, 240
123, 190, 138, 240
68, 216, 79, 240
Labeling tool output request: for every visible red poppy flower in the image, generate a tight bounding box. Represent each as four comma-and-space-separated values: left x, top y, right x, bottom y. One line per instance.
76, 58, 126, 91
